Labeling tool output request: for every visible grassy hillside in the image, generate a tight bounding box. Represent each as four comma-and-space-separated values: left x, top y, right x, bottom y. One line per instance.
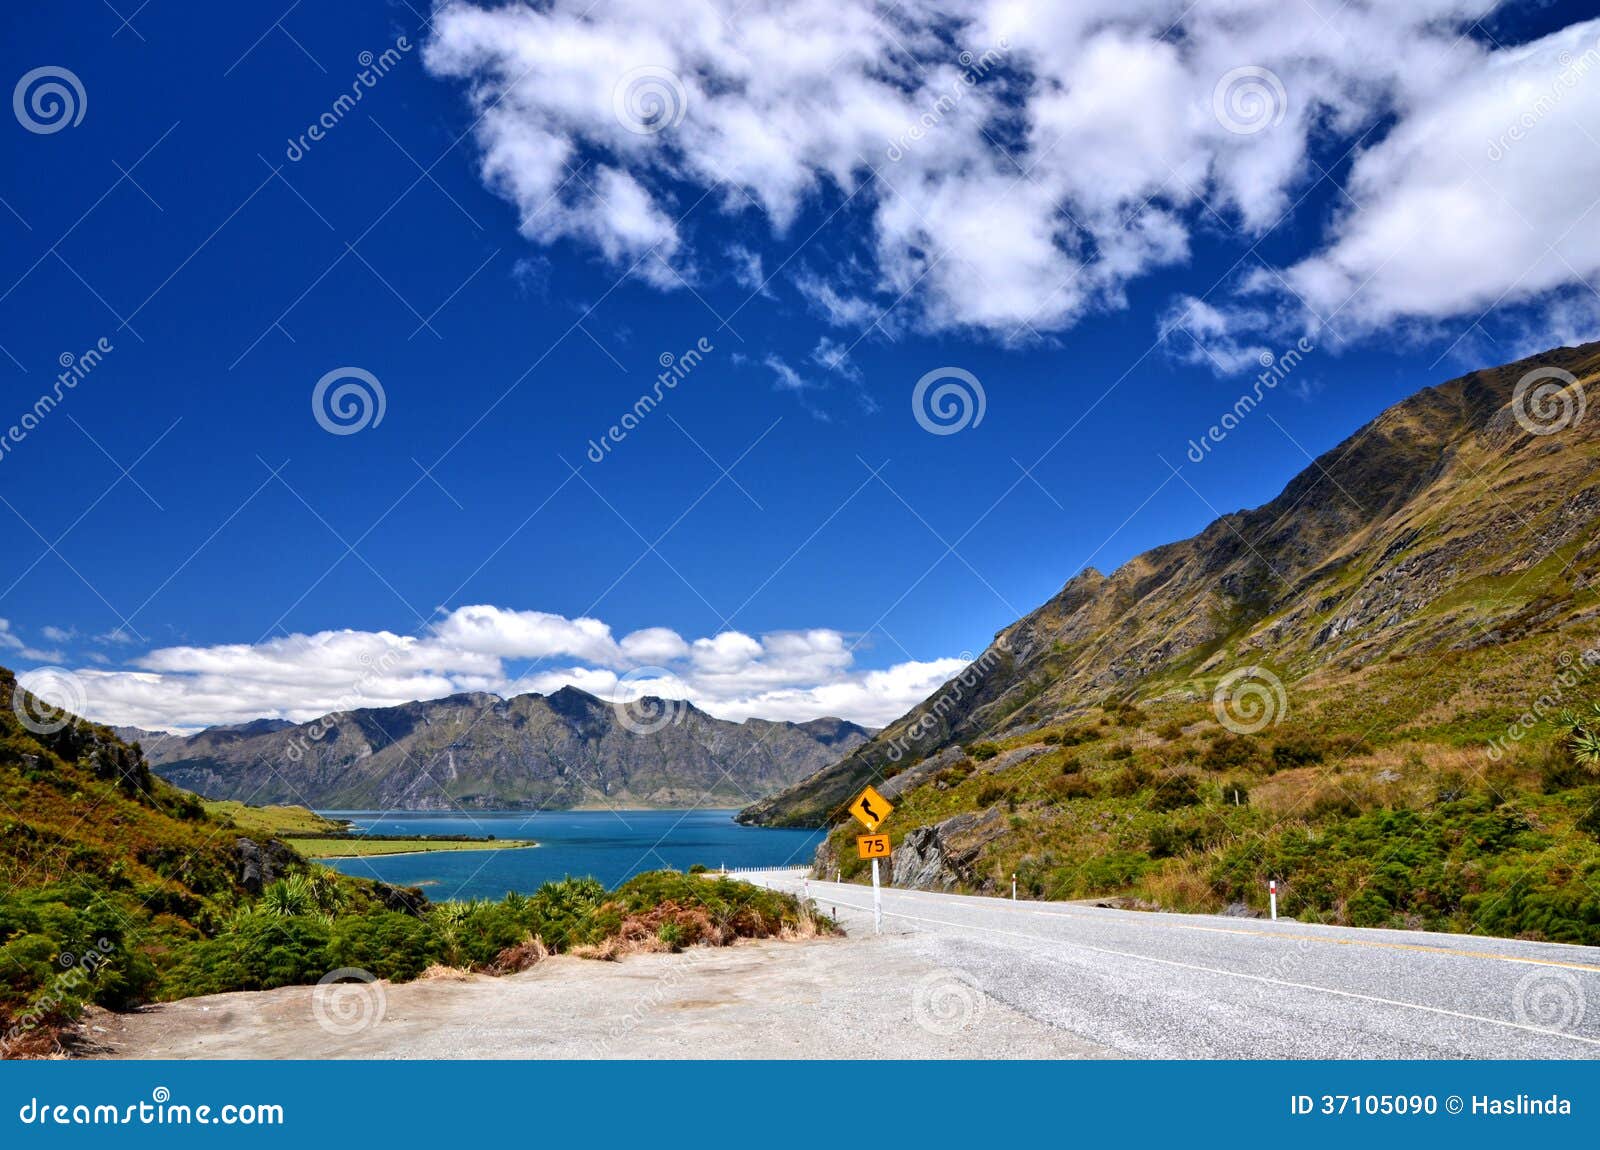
202, 800, 349, 836
757, 343, 1600, 943
0, 670, 827, 1056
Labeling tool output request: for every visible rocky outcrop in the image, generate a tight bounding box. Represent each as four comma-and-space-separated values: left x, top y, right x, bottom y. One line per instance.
889, 806, 1009, 890
232, 837, 297, 894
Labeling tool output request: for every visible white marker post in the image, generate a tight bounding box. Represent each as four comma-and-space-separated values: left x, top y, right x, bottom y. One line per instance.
1269, 879, 1278, 921
871, 857, 882, 934
1011, 873, 1017, 901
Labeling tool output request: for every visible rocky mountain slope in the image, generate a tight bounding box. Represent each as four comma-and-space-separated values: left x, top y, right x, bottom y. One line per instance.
733, 343, 1600, 942
134, 688, 870, 810
742, 342, 1600, 829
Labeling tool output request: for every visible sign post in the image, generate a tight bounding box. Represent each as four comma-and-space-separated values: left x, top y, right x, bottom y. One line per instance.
849, 787, 895, 936
871, 858, 882, 933
1269, 879, 1278, 921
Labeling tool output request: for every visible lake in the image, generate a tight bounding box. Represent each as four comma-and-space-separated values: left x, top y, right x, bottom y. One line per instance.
316, 808, 823, 901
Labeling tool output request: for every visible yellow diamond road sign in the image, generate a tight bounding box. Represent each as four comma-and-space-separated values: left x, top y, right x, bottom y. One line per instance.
849, 785, 893, 830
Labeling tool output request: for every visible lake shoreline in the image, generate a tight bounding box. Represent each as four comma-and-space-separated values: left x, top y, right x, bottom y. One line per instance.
314, 809, 824, 901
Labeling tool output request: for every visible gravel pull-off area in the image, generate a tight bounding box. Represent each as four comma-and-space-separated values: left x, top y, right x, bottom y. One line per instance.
87, 933, 1109, 1060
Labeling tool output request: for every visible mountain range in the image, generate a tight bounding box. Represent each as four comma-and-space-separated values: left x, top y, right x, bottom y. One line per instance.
123, 688, 870, 810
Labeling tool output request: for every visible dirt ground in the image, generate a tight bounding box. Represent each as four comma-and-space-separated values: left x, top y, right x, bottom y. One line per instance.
84, 934, 1111, 1060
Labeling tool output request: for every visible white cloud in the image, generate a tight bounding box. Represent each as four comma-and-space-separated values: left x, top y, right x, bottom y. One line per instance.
0, 618, 61, 662
726, 244, 768, 294
810, 336, 861, 382
419, 0, 1600, 351
761, 353, 812, 395
40, 625, 76, 643
1263, 20, 1600, 341
42, 604, 977, 732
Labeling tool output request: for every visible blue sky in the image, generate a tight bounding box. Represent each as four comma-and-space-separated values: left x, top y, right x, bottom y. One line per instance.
2, 1, 1598, 731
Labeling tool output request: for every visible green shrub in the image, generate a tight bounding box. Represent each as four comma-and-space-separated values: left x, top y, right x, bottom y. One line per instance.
1045, 774, 1096, 801
1200, 733, 1264, 772
1270, 735, 1327, 771
1105, 764, 1152, 797
328, 912, 441, 980
975, 779, 1009, 806
1150, 772, 1202, 812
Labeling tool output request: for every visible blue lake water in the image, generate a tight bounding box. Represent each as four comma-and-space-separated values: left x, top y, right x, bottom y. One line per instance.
316, 809, 823, 901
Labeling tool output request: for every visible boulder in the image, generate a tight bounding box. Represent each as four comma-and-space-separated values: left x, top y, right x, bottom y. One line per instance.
889, 805, 1009, 891
232, 836, 297, 894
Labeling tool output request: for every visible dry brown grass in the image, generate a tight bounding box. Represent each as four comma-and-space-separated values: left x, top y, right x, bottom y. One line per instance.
486, 935, 549, 975
418, 963, 476, 981
1142, 865, 1220, 913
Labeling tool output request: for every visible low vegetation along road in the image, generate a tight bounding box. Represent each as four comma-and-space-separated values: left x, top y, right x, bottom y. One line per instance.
748, 870, 1600, 1058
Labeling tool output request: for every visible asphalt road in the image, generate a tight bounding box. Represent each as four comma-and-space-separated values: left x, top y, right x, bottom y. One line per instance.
742, 869, 1600, 1058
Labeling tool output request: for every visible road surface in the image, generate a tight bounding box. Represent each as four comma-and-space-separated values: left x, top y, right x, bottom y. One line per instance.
744, 869, 1600, 1058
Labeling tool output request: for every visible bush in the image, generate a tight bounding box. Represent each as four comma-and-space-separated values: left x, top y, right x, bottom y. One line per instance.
1270, 735, 1327, 771
1148, 821, 1203, 859
328, 912, 441, 981
1045, 773, 1096, 801
1150, 772, 1203, 812
966, 742, 1001, 762
1200, 733, 1264, 772
976, 779, 1009, 806
1105, 764, 1152, 797
935, 760, 976, 788
167, 914, 333, 997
